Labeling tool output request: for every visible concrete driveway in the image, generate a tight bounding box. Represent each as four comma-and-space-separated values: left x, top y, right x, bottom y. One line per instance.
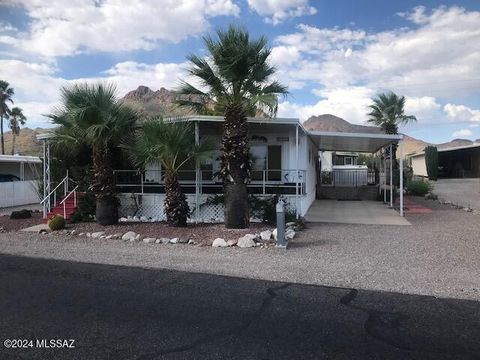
305, 200, 411, 226
434, 178, 480, 210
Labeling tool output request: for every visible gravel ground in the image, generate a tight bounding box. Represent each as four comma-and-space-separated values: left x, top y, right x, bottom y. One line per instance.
0, 198, 479, 301
0, 212, 43, 231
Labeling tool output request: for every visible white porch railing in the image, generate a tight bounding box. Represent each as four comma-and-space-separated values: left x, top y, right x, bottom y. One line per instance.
321, 168, 374, 187
113, 169, 307, 196
40, 173, 78, 218
0, 180, 40, 208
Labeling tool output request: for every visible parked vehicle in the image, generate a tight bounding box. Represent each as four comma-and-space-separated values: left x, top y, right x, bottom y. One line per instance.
0, 174, 20, 182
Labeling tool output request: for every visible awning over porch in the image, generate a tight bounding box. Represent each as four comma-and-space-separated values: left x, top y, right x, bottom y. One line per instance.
308, 131, 403, 153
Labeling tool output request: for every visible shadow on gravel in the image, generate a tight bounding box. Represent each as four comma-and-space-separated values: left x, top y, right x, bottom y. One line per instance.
0, 254, 478, 360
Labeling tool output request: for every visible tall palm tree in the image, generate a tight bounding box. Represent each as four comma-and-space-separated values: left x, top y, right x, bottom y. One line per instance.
0, 80, 15, 155
367, 92, 417, 135
126, 118, 213, 227
367, 91, 417, 167
178, 25, 288, 228
48, 83, 138, 225
8, 107, 26, 155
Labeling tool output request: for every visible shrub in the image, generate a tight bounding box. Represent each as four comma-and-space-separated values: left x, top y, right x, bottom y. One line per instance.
425, 146, 438, 181
70, 192, 96, 223
10, 209, 32, 219
406, 179, 433, 196
48, 215, 66, 231
249, 195, 297, 225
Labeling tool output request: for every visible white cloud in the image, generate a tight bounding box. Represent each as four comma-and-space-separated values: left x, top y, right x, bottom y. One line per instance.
452, 128, 473, 138
404, 96, 441, 120
247, 0, 316, 25
279, 86, 374, 124
0, 59, 188, 127
444, 104, 480, 123
1, 0, 239, 57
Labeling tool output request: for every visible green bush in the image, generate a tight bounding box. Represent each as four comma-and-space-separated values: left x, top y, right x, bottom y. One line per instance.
70, 192, 96, 223
48, 214, 66, 231
249, 195, 297, 225
406, 179, 433, 196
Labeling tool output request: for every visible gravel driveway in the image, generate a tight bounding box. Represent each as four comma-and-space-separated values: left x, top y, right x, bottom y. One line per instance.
0, 198, 479, 301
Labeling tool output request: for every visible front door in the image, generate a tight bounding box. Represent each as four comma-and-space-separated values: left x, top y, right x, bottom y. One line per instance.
267, 145, 282, 181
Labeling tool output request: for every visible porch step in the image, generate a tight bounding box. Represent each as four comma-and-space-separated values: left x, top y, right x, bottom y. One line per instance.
318, 185, 379, 201
42, 193, 84, 223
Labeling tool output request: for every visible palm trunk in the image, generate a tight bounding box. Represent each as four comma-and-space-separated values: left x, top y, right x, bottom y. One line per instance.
92, 143, 118, 225
0, 114, 4, 155
221, 104, 250, 228
11, 133, 15, 155
164, 170, 189, 227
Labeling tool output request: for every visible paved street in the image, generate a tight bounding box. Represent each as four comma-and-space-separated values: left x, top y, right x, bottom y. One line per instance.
0, 254, 479, 359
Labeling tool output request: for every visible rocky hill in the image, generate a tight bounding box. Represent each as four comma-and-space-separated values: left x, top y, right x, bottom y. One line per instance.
3, 128, 44, 156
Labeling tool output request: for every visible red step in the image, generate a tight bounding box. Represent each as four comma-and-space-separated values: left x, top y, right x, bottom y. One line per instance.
42, 192, 84, 223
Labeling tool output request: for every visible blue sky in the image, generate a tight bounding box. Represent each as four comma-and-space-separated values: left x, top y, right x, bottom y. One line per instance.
0, 0, 479, 144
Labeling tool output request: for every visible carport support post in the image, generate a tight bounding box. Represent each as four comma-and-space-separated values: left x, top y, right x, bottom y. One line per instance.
383, 148, 387, 204
399, 140, 404, 216
195, 121, 200, 223
389, 144, 393, 208
295, 124, 299, 219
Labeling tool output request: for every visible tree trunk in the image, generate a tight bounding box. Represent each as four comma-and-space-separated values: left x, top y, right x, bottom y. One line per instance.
221, 104, 250, 229
164, 170, 189, 227
96, 197, 118, 225
0, 114, 4, 155
11, 133, 15, 155
92, 143, 118, 225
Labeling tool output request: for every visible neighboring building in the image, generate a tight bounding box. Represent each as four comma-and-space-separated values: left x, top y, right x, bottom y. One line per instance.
0, 154, 42, 208
410, 143, 480, 178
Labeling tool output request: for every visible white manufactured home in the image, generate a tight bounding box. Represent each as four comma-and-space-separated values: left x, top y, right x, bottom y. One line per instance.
38, 115, 407, 223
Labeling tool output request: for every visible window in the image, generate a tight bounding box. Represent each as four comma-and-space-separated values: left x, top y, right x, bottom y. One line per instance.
249, 145, 282, 181
344, 157, 353, 165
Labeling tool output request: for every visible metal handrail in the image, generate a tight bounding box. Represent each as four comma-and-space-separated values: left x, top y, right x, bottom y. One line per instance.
60, 185, 79, 219
40, 175, 68, 204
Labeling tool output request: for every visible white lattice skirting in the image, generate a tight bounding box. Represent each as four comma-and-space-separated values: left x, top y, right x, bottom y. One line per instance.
118, 193, 298, 223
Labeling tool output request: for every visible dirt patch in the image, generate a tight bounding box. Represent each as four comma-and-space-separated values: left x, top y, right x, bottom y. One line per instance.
0, 212, 43, 232
69, 221, 273, 246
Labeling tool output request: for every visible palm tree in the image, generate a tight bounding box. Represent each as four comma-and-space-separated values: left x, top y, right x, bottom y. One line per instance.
8, 107, 26, 155
178, 25, 288, 228
367, 91, 417, 168
126, 118, 213, 227
49, 83, 138, 225
0, 80, 15, 155
367, 92, 417, 135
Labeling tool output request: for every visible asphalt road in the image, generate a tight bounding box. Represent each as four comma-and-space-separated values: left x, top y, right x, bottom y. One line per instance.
0, 255, 479, 360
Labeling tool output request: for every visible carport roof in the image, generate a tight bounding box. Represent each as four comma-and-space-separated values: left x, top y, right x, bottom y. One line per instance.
308, 131, 403, 153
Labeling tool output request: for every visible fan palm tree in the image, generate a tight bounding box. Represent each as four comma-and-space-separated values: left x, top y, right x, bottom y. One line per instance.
8, 107, 26, 155
48, 83, 138, 225
178, 25, 288, 228
126, 118, 213, 227
367, 91, 417, 167
0, 80, 15, 155
367, 92, 417, 135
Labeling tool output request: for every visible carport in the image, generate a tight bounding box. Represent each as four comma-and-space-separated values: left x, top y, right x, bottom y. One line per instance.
306, 130, 408, 224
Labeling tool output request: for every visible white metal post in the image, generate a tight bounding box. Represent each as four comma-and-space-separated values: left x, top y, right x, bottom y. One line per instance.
295, 124, 299, 219
399, 140, 404, 216
389, 144, 393, 208
195, 121, 200, 223
383, 149, 387, 203
42, 140, 47, 218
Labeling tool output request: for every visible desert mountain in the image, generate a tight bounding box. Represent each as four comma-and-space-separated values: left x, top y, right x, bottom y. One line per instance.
3, 128, 44, 156
303, 114, 382, 134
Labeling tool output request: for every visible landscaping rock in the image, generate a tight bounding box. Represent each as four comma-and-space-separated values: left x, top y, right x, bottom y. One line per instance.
237, 235, 256, 248
212, 238, 228, 247
0, 226, 6, 233
86, 232, 92, 238
91, 231, 105, 238
286, 229, 296, 240
134, 234, 142, 241
177, 238, 189, 244
140, 216, 148, 222
227, 239, 237, 247
272, 228, 277, 240
105, 235, 113, 239
70, 230, 76, 235
188, 239, 196, 245
260, 230, 272, 241
159, 238, 170, 244
286, 222, 296, 227
143, 237, 156, 244
170, 237, 179, 244
112, 233, 123, 239
78, 232, 84, 236
463, 207, 473, 212
10, 209, 32, 219
121, 231, 137, 241
119, 217, 127, 222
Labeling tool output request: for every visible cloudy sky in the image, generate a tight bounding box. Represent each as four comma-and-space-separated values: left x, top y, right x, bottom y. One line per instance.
0, 0, 479, 143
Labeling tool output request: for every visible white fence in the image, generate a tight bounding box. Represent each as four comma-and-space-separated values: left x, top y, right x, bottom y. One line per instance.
0, 180, 40, 208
